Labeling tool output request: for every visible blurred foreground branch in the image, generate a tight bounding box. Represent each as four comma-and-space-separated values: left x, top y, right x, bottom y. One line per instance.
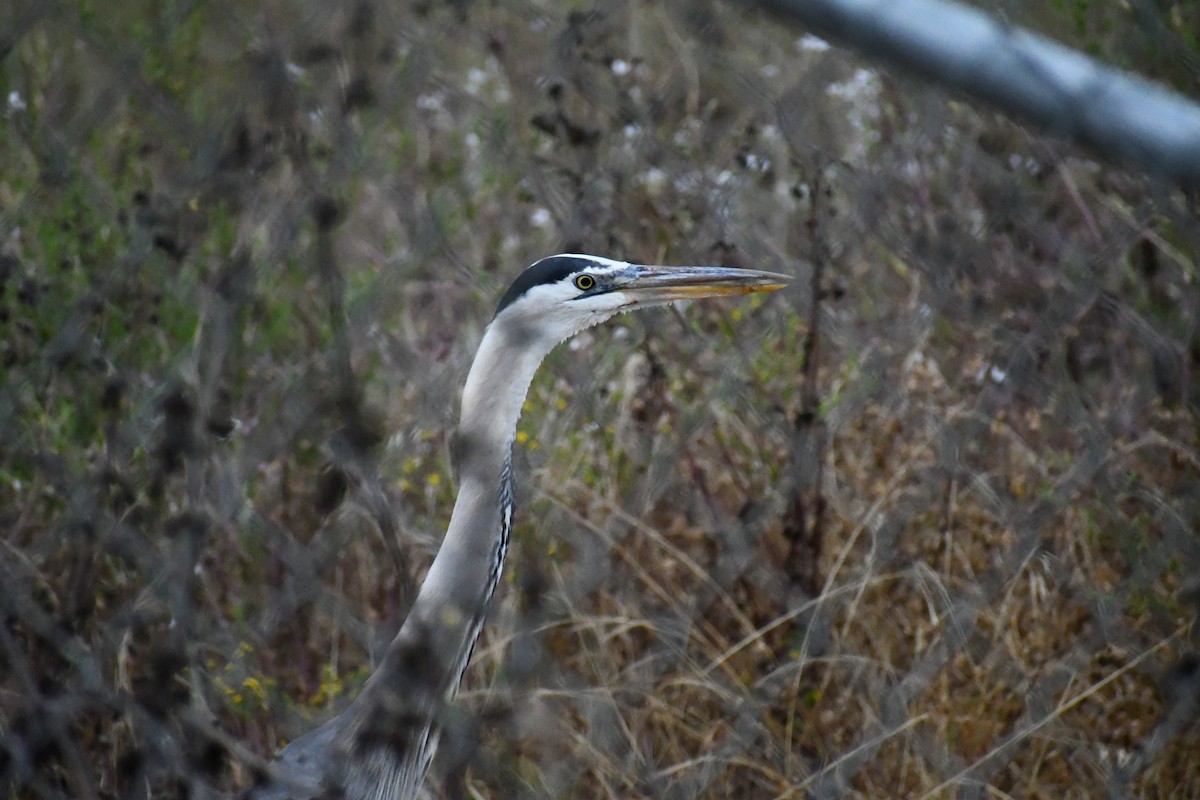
755, 0, 1200, 190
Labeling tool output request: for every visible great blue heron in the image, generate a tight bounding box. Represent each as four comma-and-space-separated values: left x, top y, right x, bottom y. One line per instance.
244, 254, 788, 799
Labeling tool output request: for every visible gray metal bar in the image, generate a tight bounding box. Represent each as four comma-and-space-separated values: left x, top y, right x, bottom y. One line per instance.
756, 0, 1200, 189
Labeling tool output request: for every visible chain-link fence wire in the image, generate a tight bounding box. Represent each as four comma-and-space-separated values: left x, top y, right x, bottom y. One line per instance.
2, 0, 1197, 797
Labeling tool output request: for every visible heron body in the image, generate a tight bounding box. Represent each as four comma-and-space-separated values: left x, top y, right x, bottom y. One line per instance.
245, 255, 787, 799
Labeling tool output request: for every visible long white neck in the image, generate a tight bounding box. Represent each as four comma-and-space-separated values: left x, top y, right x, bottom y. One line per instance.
278, 290, 620, 798
458, 321, 554, 462
414, 319, 553, 637
307, 317, 560, 800
363, 318, 557, 702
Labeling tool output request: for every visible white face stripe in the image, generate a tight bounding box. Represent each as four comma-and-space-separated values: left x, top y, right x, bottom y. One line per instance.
502, 254, 639, 323
550, 253, 632, 274
490, 259, 640, 353
506, 277, 617, 319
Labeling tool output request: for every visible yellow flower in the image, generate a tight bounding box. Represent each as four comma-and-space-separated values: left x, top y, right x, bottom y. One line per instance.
243, 677, 266, 701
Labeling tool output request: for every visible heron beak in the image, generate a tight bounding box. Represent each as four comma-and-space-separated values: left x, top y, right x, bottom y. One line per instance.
612, 265, 790, 305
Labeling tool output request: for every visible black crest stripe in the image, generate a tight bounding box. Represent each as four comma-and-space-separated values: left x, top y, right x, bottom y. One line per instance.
494, 256, 595, 316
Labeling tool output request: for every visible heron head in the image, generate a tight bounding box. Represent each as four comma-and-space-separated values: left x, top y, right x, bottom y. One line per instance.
492, 254, 789, 348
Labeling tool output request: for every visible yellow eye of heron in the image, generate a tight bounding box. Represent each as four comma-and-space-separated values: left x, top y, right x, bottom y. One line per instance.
574, 274, 595, 291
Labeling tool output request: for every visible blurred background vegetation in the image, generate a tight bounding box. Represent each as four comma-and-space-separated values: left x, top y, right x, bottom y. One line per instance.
1, 0, 1197, 797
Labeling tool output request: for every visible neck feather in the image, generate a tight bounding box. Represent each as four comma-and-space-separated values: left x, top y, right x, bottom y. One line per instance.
367, 317, 554, 703
416, 320, 550, 617
300, 309, 580, 796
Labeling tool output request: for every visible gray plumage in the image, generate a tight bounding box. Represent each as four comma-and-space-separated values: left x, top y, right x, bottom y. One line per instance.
243, 255, 787, 799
